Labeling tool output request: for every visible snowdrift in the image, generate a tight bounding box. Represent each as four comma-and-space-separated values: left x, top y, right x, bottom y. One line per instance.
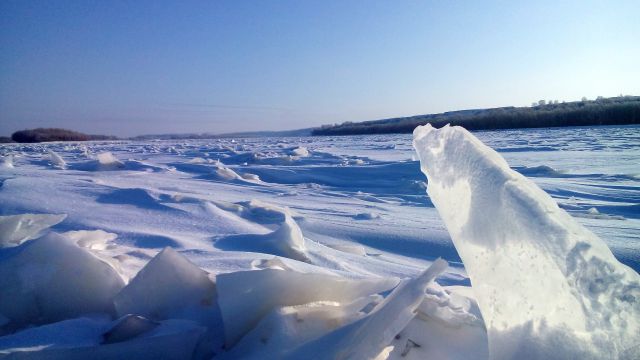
214, 214, 310, 262
413, 124, 640, 359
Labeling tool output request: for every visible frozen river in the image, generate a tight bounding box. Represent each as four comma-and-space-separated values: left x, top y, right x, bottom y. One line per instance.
1, 124, 638, 358
1, 125, 639, 276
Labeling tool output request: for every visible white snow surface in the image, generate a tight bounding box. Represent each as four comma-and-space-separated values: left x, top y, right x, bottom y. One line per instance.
0, 126, 639, 359
413, 124, 640, 359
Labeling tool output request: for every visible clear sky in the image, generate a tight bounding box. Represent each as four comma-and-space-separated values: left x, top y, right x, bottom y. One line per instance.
1, 0, 639, 137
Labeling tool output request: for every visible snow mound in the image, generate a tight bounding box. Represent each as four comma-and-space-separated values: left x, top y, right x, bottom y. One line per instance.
48, 150, 66, 168
0, 233, 124, 331
215, 214, 310, 262
235, 199, 295, 224
113, 247, 217, 326
216, 267, 400, 348
413, 124, 640, 359
0, 213, 67, 248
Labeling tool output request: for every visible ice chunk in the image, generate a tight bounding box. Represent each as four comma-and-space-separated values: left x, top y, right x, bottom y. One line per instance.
0, 316, 110, 354
328, 243, 367, 256
214, 163, 241, 180
96, 152, 124, 169
220, 295, 382, 359
113, 247, 217, 325
63, 229, 117, 250
48, 150, 66, 168
286, 258, 448, 360
1, 155, 14, 168
0, 233, 124, 330
0, 213, 66, 248
214, 214, 310, 262
353, 212, 380, 220
413, 124, 640, 359
102, 315, 159, 344
383, 284, 488, 360
290, 146, 310, 157
0, 316, 205, 359
216, 267, 399, 347
240, 172, 260, 181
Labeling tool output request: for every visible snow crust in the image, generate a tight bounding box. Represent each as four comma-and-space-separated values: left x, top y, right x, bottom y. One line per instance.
413, 124, 640, 359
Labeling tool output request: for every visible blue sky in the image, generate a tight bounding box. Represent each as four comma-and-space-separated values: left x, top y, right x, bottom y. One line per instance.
1, 0, 639, 136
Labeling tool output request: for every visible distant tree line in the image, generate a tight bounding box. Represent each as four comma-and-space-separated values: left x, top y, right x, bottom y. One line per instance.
312, 96, 640, 136
10, 128, 117, 143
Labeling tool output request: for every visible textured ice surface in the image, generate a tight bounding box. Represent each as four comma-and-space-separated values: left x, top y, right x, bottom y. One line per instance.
413, 124, 640, 359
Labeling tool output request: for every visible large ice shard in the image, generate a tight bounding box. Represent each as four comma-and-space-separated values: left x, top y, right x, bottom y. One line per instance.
216, 268, 399, 348
285, 258, 448, 360
0, 213, 67, 248
0, 233, 125, 331
413, 124, 640, 359
113, 247, 218, 325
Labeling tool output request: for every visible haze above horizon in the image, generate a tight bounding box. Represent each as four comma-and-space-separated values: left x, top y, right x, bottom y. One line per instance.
1, 0, 639, 137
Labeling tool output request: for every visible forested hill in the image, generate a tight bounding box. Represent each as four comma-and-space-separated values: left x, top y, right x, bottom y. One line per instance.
312, 96, 640, 136
10, 128, 117, 143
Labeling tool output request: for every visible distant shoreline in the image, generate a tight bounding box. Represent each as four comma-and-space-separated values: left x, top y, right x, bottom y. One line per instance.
312, 96, 640, 136
3, 96, 639, 143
